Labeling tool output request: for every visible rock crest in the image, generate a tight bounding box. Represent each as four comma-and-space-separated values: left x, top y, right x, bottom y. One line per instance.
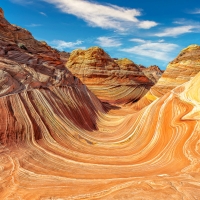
0, 8, 4, 18
66, 47, 154, 104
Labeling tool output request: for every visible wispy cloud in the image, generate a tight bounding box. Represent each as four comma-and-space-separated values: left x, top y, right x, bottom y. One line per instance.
130, 38, 146, 43
120, 40, 178, 61
96, 37, 122, 47
41, 0, 158, 31
40, 12, 47, 16
9, 0, 33, 5
50, 40, 84, 51
189, 8, 200, 14
154, 25, 199, 37
138, 21, 158, 29
26, 23, 42, 27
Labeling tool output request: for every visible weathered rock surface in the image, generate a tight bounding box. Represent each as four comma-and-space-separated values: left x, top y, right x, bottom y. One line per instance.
0, 12, 81, 97
134, 44, 200, 110
66, 48, 154, 104
1, 8, 200, 200
149, 45, 200, 98
139, 65, 163, 83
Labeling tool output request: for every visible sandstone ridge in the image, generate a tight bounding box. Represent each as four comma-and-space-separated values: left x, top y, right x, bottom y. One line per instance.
66, 47, 154, 104
139, 65, 163, 83
0, 9, 81, 97
133, 44, 200, 110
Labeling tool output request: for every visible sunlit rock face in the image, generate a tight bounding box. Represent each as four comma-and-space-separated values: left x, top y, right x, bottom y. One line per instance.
2, 62, 200, 200
66, 48, 154, 104
1, 8, 200, 200
139, 65, 163, 83
133, 44, 200, 110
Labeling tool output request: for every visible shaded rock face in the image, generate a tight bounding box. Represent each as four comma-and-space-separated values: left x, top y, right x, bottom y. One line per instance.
59, 51, 70, 63
0, 12, 79, 96
139, 65, 163, 83
66, 47, 154, 104
1, 8, 200, 200
0, 8, 4, 18
0, 8, 105, 142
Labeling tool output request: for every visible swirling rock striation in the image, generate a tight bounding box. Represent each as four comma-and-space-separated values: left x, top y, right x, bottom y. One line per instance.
0, 8, 105, 137
1, 58, 200, 200
134, 44, 200, 110
66, 48, 154, 104
0, 12, 83, 97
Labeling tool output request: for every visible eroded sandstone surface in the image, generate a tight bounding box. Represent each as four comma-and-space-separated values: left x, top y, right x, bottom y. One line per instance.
66, 48, 154, 104
1, 8, 200, 200
133, 44, 200, 110
139, 65, 163, 83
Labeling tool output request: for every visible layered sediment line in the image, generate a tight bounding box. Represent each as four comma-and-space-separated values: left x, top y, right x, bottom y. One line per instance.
1, 70, 200, 200
66, 48, 154, 104
133, 44, 200, 110
139, 65, 163, 83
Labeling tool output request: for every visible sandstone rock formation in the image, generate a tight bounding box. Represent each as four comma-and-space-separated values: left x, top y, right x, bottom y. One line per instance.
0, 8, 105, 135
66, 48, 154, 104
139, 65, 163, 83
133, 44, 200, 110
1, 8, 200, 200
0, 8, 4, 18
149, 44, 200, 98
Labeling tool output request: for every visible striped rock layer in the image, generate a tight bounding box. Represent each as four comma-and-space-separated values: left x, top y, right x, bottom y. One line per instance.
66, 48, 154, 104
133, 44, 200, 110
139, 65, 163, 83
1, 61, 200, 200
1, 9, 200, 200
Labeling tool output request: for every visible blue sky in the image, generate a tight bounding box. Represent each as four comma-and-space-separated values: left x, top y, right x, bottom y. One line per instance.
1, 0, 200, 69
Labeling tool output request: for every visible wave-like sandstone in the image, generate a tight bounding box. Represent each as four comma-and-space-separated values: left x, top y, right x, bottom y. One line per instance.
1, 8, 200, 200
66, 48, 154, 104
133, 44, 200, 110
1, 66, 200, 200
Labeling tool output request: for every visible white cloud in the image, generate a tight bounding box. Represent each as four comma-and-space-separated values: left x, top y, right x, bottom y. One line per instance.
130, 38, 165, 44
26, 23, 42, 27
51, 40, 84, 51
40, 12, 47, 16
96, 37, 122, 47
158, 39, 165, 43
138, 21, 158, 29
130, 38, 146, 43
154, 25, 199, 37
41, 0, 158, 31
189, 8, 200, 14
120, 40, 178, 61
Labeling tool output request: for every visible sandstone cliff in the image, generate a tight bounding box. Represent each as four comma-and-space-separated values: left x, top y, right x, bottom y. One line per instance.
0, 8, 106, 144
66, 48, 154, 104
139, 65, 163, 83
133, 44, 200, 110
